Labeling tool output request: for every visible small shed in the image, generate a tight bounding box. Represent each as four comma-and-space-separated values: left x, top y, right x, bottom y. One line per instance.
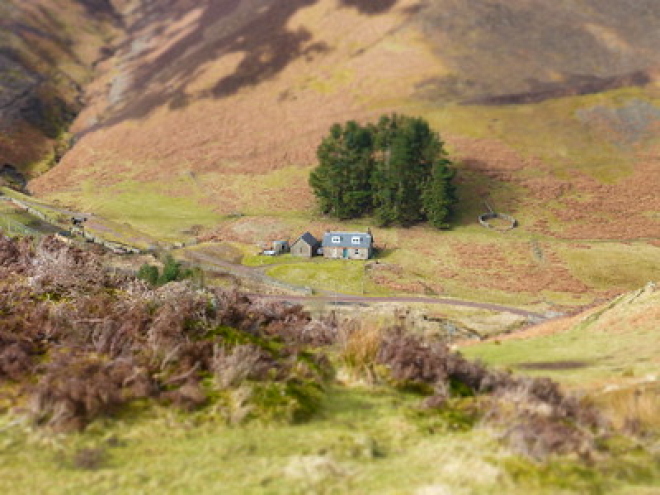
272, 240, 289, 254
290, 232, 320, 258
321, 231, 373, 260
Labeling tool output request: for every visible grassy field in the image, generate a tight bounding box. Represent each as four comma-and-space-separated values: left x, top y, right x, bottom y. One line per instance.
30, 84, 660, 310
0, 201, 61, 236
0, 389, 499, 495
18, 181, 660, 312
14, 171, 660, 314
2, 385, 658, 495
463, 323, 660, 388
4, 2, 660, 492
463, 286, 660, 388
267, 259, 391, 296
1, 187, 71, 224
423, 88, 651, 182
0, 202, 43, 227
559, 242, 660, 291
19, 0, 660, 312
45, 180, 223, 244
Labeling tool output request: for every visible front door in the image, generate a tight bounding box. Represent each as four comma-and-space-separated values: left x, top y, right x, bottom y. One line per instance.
343, 248, 348, 259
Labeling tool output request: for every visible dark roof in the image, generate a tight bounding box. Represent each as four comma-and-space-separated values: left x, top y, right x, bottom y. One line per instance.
293, 231, 319, 247
322, 232, 372, 249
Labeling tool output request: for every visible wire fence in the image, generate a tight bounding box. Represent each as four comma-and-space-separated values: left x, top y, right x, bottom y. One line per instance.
0, 215, 43, 239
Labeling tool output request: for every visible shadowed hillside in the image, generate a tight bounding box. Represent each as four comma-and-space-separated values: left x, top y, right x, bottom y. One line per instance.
416, 0, 660, 103
0, 0, 120, 181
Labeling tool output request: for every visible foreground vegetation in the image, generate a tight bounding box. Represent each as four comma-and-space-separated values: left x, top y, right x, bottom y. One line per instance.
4, 385, 658, 495
0, 233, 658, 493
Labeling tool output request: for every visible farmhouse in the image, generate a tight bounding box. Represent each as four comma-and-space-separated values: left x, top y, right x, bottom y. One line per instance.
290, 232, 320, 258
322, 231, 373, 260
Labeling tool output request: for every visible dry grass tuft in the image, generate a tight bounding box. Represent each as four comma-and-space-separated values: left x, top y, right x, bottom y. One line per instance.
595, 383, 660, 434
212, 344, 269, 390
337, 321, 385, 383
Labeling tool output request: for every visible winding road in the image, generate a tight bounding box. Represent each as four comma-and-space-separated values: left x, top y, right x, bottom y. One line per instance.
181, 248, 550, 319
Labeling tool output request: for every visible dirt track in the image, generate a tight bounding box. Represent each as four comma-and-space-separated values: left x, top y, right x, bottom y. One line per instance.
181, 247, 549, 319
249, 293, 548, 320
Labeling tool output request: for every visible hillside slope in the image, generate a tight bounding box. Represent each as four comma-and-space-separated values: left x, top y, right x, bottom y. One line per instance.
33, 1, 660, 202
465, 282, 660, 387
0, 0, 120, 181
14, 0, 660, 305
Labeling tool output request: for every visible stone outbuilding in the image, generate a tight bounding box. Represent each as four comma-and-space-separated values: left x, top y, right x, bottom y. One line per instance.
290, 232, 320, 258
321, 231, 373, 260
272, 240, 289, 254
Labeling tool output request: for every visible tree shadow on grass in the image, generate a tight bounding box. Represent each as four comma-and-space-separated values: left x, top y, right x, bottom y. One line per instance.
339, 0, 398, 15
451, 158, 524, 228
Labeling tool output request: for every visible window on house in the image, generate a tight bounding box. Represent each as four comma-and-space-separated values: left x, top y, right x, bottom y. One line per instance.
331, 236, 341, 243
355, 249, 360, 255
351, 236, 361, 244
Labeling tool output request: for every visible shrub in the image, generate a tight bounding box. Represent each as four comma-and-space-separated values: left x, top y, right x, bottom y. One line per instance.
136, 255, 193, 287
212, 344, 273, 389
137, 263, 159, 286
29, 236, 110, 297
0, 235, 339, 429
0, 233, 615, 457
29, 356, 154, 431
374, 329, 604, 460
159, 255, 183, 284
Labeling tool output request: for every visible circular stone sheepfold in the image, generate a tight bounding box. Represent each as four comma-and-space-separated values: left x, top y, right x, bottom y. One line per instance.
478, 212, 517, 232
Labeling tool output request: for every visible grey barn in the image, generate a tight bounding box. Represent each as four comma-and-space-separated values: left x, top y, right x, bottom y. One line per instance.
322, 231, 373, 260
290, 232, 320, 258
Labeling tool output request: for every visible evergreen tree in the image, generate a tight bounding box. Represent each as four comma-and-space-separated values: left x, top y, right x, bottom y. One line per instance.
309, 121, 373, 219
137, 256, 193, 287
422, 157, 456, 229
309, 114, 457, 229
371, 115, 438, 226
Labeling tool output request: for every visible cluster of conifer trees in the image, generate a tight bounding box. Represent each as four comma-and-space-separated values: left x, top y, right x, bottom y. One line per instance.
309, 114, 456, 228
